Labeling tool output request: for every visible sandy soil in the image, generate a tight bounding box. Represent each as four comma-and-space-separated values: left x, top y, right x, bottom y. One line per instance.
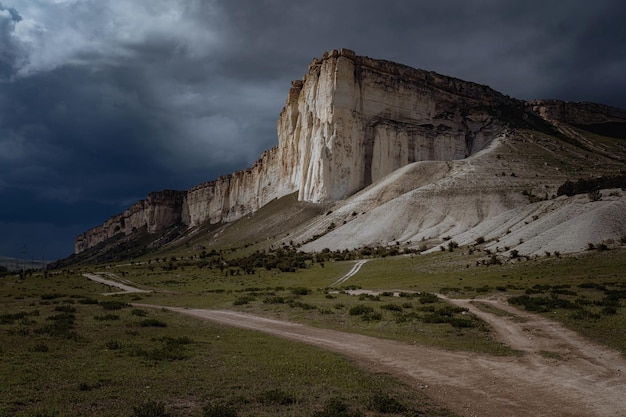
135, 301, 626, 417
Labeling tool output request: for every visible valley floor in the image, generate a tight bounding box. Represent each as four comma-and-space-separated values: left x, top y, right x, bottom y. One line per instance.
84, 272, 626, 417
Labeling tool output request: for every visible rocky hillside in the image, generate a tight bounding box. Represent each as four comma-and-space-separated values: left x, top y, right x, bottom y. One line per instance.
72, 49, 626, 261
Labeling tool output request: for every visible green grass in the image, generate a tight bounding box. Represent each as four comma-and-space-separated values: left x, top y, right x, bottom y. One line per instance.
64, 247, 626, 354
4, 247, 625, 415
0, 270, 458, 417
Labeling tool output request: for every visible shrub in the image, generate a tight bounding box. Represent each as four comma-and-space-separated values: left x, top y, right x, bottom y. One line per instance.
361, 312, 383, 321
139, 319, 167, 327
0, 312, 28, 325
418, 292, 439, 304
287, 300, 316, 310
94, 314, 120, 321
588, 190, 602, 201
380, 304, 403, 312
570, 309, 601, 320
54, 305, 77, 313
257, 389, 296, 405
508, 294, 577, 312
291, 287, 311, 296
233, 296, 255, 306
99, 301, 129, 310
131, 309, 148, 317
203, 404, 237, 417
358, 294, 380, 301
263, 296, 285, 304
349, 305, 374, 316
367, 393, 406, 413
312, 397, 363, 417
40, 293, 67, 300
32, 343, 49, 353
77, 297, 99, 305
105, 340, 123, 350
601, 306, 618, 315
132, 401, 171, 417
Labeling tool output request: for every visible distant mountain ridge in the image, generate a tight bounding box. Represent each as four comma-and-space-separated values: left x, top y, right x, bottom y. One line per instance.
0, 255, 48, 271
72, 49, 626, 261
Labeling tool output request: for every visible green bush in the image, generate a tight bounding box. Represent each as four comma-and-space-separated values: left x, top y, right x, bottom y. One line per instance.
257, 388, 296, 405
367, 393, 406, 413
105, 340, 123, 350
233, 296, 255, 306
312, 397, 363, 417
287, 300, 316, 310
94, 314, 120, 321
349, 305, 374, 316
263, 296, 285, 304
380, 303, 403, 312
570, 309, 601, 320
0, 311, 28, 325
31, 343, 49, 353
203, 404, 238, 417
99, 301, 129, 310
77, 297, 99, 304
418, 292, 439, 304
40, 293, 67, 300
139, 319, 167, 327
508, 294, 577, 312
132, 401, 171, 417
54, 305, 77, 313
131, 309, 148, 317
361, 312, 383, 321
291, 287, 311, 296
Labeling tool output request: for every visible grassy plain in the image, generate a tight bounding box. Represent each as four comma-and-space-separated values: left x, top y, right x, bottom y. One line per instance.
1, 247, 625, 416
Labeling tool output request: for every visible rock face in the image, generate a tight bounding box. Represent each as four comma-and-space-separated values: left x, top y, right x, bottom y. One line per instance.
284, 49, 518, 202
75, 190, 186, 252
527, 99, 626, 125
74, 49, 623, 254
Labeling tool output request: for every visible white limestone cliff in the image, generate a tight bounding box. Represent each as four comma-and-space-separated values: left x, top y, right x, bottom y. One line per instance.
74, 49, 533, 254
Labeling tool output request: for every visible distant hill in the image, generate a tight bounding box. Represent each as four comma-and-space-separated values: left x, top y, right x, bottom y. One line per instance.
0, 256, 48, 272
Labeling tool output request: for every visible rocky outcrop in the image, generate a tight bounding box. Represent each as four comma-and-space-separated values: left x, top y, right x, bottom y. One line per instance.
527, 99, 626, 125
75, 190, 185, 253
74, 49, 597, 254
279, 49, 530, 202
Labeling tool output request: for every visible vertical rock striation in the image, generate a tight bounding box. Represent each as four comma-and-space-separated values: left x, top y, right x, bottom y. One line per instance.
74, 49, 532, 254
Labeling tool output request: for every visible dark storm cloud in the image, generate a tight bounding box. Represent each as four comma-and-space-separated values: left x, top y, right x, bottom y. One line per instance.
1, 0, 625, 260
0, 2, 24, 78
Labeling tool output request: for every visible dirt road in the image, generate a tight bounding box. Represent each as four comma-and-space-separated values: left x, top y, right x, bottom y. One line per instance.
328, 259, 369, 287
135, 301, 626, 417
82, 273, 625, 415
82, 273, 151, 294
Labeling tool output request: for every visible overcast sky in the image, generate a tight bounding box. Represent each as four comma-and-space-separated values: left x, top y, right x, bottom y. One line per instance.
1, 0, 625, 261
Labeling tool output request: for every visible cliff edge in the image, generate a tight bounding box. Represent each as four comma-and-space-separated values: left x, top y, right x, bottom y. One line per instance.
74, 49, 626, 255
